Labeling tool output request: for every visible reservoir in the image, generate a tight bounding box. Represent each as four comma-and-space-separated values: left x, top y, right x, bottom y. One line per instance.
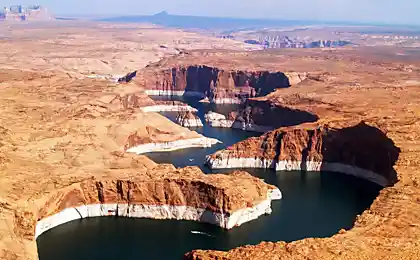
37, 96, 383, 260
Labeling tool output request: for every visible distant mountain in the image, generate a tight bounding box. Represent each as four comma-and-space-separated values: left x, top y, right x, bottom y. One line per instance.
98, 11, 317, 30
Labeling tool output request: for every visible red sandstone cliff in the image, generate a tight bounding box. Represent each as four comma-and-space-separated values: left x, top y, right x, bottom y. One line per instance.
32, 167, 277, 222
232, 98, 318, 128
176, 111, 203, 127
209, 121, 399, 184
131, 65, 306, 103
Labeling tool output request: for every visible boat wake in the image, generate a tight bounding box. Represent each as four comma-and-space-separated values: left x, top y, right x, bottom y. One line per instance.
191, 231, 215, 237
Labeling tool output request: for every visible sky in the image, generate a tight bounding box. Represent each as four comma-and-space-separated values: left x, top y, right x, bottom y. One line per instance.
0, 0, 419, 25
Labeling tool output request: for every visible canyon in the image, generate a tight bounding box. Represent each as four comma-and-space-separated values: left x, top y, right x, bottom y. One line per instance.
1, 22, 420, 260
0, 67, 280, 260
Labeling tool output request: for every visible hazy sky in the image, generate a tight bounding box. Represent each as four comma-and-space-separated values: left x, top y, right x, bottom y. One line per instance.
1, 0, 419, 25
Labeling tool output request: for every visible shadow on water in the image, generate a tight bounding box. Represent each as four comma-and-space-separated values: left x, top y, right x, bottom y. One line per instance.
37, 170, 382, 260
319, 122, 400, 184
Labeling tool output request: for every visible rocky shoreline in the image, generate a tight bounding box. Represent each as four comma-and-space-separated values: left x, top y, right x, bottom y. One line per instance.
140, 104, 197, 112
126, 137, 220, 154
206, 121, 399, 187
204, 112, 274, 132
206, 157, 389, 187
144, 90, 205, 98
30, 169, 282, 251
176, 111, 203, 127
35, 188, 282, 239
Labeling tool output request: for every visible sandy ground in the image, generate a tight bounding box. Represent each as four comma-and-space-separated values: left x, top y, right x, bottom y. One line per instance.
0, 21, 260, 77
1, 21, 420, 260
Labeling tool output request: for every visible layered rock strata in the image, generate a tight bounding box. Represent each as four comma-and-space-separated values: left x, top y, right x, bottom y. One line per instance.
204, 111, 273, 132
126, 137, 219, 154
95, 91, 197, 113
144, 89, 205, 98
137, 65, 306, 104
204, 98, 318, 132
34, 169, 281, 239
232, 99, 319, 130
140, 101, 198, 113
206, 121, 399, 187
176, 111, 203, 127
124, 125, 220, 154
204, 112, 234, 128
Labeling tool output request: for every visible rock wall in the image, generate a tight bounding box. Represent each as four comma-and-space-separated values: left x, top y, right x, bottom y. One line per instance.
207, 121, 400, 186
176, 111, 203, 127
126, 137, 220, 154
34, 171, 281, 238
136, 65, 306, 103
203, 99, 318, 131
140, 101, 198, 112
205, 112, 234, 128
233, 99, 319, 129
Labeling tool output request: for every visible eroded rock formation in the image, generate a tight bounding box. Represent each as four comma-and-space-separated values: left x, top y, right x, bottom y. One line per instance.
176, 111, 203, 127
204, 99, 319, 132
140, 100, 198, 112
34, 167, 281, 238
124, 126, 220, 154
95, 92, 197, 113
135, 65, 307, 103
233, 99, 318, 129
207, 121, 399, 187
204, 111, 234, 128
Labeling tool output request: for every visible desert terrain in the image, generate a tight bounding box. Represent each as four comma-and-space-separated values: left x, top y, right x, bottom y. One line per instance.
0, 20, 420, 260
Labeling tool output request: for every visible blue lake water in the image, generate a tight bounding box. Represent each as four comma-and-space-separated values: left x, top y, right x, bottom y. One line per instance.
37, 95, 382, 260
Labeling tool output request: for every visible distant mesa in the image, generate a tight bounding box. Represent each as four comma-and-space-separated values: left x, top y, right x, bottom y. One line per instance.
153, 11, 169, 17
0, 4, 54, 21
243, 36, 352, 49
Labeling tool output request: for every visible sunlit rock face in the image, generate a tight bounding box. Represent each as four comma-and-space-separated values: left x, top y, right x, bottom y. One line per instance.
33, 171, 281, 238
176, 111, 203, 127
207, 121, 400, 187
203, 98, 318, 133
204, 112, 234, 128
133, 65, 306, 104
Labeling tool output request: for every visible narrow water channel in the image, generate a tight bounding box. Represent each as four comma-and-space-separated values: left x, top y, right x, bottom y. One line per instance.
146, 95, 260, 170
37, 95, 382, 260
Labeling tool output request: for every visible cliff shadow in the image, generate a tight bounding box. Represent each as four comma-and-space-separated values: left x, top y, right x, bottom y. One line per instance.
317, 122, 400, 186
184, 66, 218, 95
248, 71, 291, 96
183, 67, 291, 98
118, 71, 137, 83
236, 101, 319, 128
